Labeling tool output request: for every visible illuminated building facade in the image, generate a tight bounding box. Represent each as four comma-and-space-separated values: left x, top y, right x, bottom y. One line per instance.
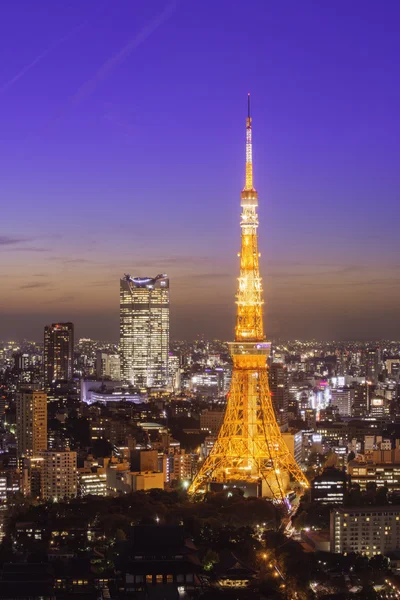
352, 383, 369, 417
120, 274, 169, 387
189, 97, 308, 499
331, 506, 400, 555
311, 467, 346, 504
78, 469, 107, 497
39, 450, 77, 501
16, 390, 47, 458
44, 322, 74, 385
96, 351, 121, 380
365, 347, 381, 383
331, 387, 354, 417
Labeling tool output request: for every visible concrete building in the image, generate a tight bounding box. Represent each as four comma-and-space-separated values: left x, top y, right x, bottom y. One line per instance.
172, 451, 193, 481
282, 430, 303, 466
269, 362, 289, 429
96, 352, 121, 380
39, 450, 77, 501
331, 388, 354, 417
352, 383, 369, 417
348, 446, 400, 492
16, 390, 47, 458
129, 471, 164, 491
200, 409, 224, 435
365, 347, 381, 383
331, 506, 400, 555
78, 468, 107, 497
131, 450, 159, 473
311, 467, 347, 504
0, 477, 6, 502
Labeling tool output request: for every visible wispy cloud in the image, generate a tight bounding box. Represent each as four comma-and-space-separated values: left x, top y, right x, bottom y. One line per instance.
71, 0, 178, 105
64, 258, 95, 264
0, 3, 109, 96
11, 247, 49, 253
0, 235, 27, 246
19, 282, 51, 290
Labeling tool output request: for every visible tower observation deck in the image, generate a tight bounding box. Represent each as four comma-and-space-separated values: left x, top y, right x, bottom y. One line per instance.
189, 96, 309, 500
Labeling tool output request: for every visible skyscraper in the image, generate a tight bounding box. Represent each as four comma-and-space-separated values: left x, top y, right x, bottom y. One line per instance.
120, 274, 169, 387
189, 96, 308, 499
44, 322, 74, 385
16, 390, 47, 458
365, 347, 381, 383
269, 362, 289, 430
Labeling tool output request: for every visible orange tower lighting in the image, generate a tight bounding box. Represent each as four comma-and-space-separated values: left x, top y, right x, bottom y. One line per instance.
189, 95, 309, 500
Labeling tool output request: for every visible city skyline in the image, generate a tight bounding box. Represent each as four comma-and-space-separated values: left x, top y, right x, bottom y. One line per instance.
2, 1, 400, 342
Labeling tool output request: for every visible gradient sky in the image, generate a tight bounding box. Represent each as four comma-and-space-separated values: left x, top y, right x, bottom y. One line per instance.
1, 1, 400, 342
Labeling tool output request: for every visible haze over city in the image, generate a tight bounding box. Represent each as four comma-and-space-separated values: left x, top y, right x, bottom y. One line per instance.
1, 0, 400, 341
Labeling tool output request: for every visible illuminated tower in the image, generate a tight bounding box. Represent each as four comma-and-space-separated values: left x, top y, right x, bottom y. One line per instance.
189, 96, 308, 499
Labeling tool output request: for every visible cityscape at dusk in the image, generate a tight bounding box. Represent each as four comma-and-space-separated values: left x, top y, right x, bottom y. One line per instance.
2, 2, 400, 599
2, 1, 400, 341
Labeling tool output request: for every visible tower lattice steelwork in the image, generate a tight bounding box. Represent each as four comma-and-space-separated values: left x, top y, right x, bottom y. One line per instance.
189, 96, 309, 500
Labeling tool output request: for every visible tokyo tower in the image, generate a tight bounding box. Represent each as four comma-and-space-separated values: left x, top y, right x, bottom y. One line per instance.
189, 96, 309, 500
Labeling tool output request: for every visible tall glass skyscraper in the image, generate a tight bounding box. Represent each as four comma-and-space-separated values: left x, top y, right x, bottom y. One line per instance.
44, 322, 74, 386
120, 274, 169, 388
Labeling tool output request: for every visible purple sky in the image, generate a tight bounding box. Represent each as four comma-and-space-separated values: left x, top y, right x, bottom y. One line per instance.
1, 1, 400, 341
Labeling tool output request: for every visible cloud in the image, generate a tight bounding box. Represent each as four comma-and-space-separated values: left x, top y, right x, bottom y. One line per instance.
135, 255, 211, 268
71, 0, 178, 105
64, 258, 95, 264
12, 247, 49, 253
56, 295, 75, 303
178, 272, 231, 280
0, 236, 49, 252
0, 235, 27, 246
87, 280, 111, 287
19, 282, 51, 290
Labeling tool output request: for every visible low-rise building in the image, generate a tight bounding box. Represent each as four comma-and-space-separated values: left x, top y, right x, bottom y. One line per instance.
78, 468, 107, 497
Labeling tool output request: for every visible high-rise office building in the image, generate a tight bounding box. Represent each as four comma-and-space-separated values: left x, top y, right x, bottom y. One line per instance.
120, 274, 169, 387
44, 322, 74, 385
331, 387, 354, 417
96, 351, 121, 380
352, 383, 369, 417
16, 390, 47, 458
365, 347, 381, 383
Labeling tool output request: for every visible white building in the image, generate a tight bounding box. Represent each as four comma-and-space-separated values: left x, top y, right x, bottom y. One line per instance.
331, 506, 400, 555
96, 352, 121, 380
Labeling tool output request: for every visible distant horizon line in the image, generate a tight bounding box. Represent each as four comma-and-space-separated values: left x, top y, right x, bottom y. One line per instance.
2, 336, 399, 346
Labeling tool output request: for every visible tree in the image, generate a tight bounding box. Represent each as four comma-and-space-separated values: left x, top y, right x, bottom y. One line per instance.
115, 528, 127, 542
202, 549, 219, 571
